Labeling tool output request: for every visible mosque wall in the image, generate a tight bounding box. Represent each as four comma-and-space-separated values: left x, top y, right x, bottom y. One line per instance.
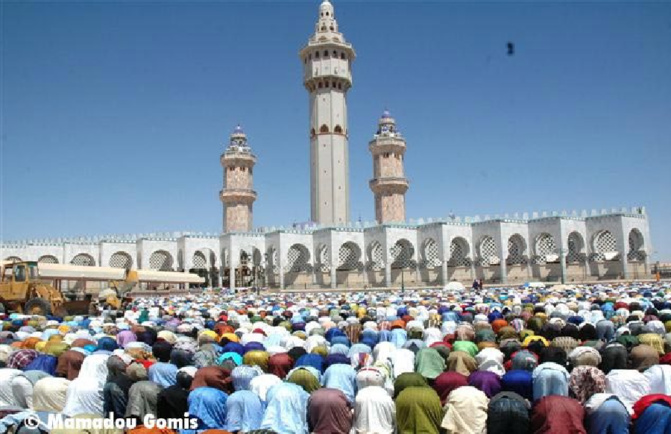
1, 210, 653, 290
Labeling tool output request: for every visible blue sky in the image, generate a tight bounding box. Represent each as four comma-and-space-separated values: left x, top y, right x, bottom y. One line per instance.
2, 1, 670, 261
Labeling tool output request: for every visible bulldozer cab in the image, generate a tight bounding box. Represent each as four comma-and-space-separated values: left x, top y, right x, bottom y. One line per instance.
0, 260, 65, 316
1, 261, 39, 296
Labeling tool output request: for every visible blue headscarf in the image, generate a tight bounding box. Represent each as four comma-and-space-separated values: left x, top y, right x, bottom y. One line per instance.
25, 355, 58, 376
243, 342, 265, 353
217, 352, 243, 367
226, 390, 263, 432
532, 363, 569, 401
222, 342, 245, 356
231, 365, 263, 391
330, 336, 351, 347
186, 387, 228, 433
390, 329, 407, 348
325, 328, 346, 343
97, 337, 118, 352
295, 354, 324, 373
324, 353, 350, 369
501, 370, 533, 401
148, 362, 178, 388
260, 383, 309, 434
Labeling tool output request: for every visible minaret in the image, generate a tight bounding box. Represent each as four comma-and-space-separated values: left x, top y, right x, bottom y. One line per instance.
300, 0, 355, 225
369, 110, 409, 224
220, 125, 257, 232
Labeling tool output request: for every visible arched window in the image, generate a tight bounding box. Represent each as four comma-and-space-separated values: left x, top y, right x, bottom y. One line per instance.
340, 53, 345, 60
334, 125, 343, 134
332, 50, 337, 57
318, 82, 323, 89
315, 51, 320, 58
329, 26, 334, 31
324, 50, 329, 57
320, 124, 329, 133
321, 26, 326, 31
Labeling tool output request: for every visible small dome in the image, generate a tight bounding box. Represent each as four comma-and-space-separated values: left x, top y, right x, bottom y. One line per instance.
319, 0, 334, 15
233, 124, 244, 134
381, 109, 392, 119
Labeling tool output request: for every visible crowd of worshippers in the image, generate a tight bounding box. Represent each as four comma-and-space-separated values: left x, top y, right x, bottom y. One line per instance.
0, 283, 671, 433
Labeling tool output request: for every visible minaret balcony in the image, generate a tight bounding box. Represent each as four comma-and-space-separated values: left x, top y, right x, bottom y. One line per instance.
368, 140, 406, 155
220, 189, 257, 204
221, 152, 257, 167
369, 177, 409, 194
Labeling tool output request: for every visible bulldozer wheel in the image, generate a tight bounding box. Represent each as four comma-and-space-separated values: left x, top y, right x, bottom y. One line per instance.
24, 298, 51, 316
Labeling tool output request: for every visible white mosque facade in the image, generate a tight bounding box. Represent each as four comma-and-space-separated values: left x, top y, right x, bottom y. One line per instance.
1, 1, 652, 290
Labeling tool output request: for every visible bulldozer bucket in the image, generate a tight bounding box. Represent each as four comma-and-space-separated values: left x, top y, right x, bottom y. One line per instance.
61, 300, 92, 316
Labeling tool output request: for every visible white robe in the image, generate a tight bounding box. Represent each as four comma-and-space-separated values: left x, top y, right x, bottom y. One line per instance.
0, 369, 23, 407
61, 353, 109, 417
441, 386, 489, 434
605, 369, 651, 414
351, 386, 395, 434
644, 364, 671, 394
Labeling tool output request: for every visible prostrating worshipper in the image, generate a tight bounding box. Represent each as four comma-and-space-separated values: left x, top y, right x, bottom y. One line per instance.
191, 366, 233, 393
632, 396, 671, 434
394, 386, 443, 434
31, 377, 70, 423
184, 387, 229, 434
486, 392, 530, 434
532, 362, 570, 401
62, 353, 109, 417
322, 363, 357, 403
432, 372, 468, 405
568, 366, 606, 404
530, 395, 586, 434
226, 389, 264, 433
306, 388, 353, 434
147, 340, 178, 387
125, 380, 163, 427
584, 394, 629, 434
352, 385, 395, 434
260, 382, 309, 434
605, 368, 651, 413
441, 385, 488, 434
157, 367, 195, 420
55, 349, 85, 380
104, 355, 135, 419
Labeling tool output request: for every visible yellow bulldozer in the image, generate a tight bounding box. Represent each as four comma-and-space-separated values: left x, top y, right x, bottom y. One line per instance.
0, 260, 205, 316
0, 260, 136, 316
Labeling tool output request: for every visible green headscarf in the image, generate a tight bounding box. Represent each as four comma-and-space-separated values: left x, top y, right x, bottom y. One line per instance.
393, 372, 428, 398
415, 348, 447, 380
287, 368, 320, 393
395, 386, 443, 434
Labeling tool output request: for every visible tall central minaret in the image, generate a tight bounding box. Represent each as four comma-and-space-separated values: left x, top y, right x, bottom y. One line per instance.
300, 0, 355, 225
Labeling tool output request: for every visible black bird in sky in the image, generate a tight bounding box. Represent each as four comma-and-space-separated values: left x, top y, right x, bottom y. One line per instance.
507, 42, 515, 56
